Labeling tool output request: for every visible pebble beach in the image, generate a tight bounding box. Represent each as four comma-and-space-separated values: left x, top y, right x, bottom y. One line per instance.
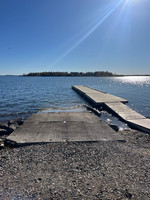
0, 129, 150, 200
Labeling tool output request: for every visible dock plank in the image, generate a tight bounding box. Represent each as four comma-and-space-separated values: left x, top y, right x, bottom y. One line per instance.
72, 85, 101, 94
86, 93, 128, 105
128, 119, 150, 133
105, 102, 146, 120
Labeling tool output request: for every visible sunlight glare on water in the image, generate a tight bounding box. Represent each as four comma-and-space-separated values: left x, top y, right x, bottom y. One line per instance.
113, 76, 150, 87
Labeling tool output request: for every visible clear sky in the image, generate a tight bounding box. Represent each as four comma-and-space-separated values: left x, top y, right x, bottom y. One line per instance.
0, 0, 150, 75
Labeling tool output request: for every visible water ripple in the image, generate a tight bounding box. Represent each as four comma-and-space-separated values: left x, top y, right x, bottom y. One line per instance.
0, 76, 150, 122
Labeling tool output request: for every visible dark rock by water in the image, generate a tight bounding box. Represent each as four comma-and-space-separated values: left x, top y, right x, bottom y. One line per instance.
109, 123, 119, 132
0, 122, 9, 129
0, 123, 14, 134
0, 118, 24, 142
0, 128, 8, 135
8, 118, 24, 126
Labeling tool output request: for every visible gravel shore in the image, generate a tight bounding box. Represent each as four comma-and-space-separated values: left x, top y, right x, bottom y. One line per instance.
0, 130, 150, 200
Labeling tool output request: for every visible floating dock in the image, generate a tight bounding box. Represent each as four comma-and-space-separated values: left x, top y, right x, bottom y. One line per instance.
7, 112, 123, 144
72, 85, 128, 106
72, 85, 150, 134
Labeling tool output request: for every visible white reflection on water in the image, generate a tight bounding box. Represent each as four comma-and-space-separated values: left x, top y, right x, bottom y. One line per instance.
113, 76, 150, 86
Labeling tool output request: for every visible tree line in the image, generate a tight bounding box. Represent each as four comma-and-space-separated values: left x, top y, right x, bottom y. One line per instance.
23, 71, 117, 77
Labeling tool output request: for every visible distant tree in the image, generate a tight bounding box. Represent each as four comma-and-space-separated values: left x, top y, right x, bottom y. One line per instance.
23, 71, 117, 77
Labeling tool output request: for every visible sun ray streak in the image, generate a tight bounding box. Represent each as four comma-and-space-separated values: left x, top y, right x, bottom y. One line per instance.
51, 0, 125, 67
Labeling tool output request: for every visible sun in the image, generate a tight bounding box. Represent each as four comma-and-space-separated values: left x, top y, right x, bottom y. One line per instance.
126, 0, 139, 3
124, 0, 140, 6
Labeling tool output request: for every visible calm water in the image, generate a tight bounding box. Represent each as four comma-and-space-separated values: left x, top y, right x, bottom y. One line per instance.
0, 76, 150, 123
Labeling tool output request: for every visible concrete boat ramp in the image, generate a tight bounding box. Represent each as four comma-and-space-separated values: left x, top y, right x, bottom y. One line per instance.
7, 85, 150, 144
7, 112, 123, 144
73, 85, 150, 134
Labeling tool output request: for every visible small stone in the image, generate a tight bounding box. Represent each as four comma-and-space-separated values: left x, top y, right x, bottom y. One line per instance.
37, 177, 42, 182
106, 118, 111, 122
9, 124, 18, 130
8, 118, 24, 126
0, 122, 9, 128
0, 128, 8, 135
0, 139, 5, 148
0, 125, 14, 134
124, 189, 132, 199
109, 123, 119, 132
0, 141, 5, 148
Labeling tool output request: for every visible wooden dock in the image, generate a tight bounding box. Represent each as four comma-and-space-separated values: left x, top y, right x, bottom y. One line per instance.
72, 85, 150, 134
72, 85, 128, 106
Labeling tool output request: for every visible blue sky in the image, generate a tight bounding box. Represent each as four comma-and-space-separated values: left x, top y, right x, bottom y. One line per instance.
0, 0, 150, 75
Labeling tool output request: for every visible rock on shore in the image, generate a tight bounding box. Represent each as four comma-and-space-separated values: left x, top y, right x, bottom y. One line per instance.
0, 118, 24, 148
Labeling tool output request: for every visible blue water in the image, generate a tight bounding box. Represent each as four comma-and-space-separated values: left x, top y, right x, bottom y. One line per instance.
0, 76, 150, 123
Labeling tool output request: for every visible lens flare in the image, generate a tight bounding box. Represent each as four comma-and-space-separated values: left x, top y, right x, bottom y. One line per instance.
51, 0, 127, 66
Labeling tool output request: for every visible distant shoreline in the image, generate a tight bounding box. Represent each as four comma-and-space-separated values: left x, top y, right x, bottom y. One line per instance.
0, 74, 150, 77
23, 71, 116, 77
22, 71, 150, 77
